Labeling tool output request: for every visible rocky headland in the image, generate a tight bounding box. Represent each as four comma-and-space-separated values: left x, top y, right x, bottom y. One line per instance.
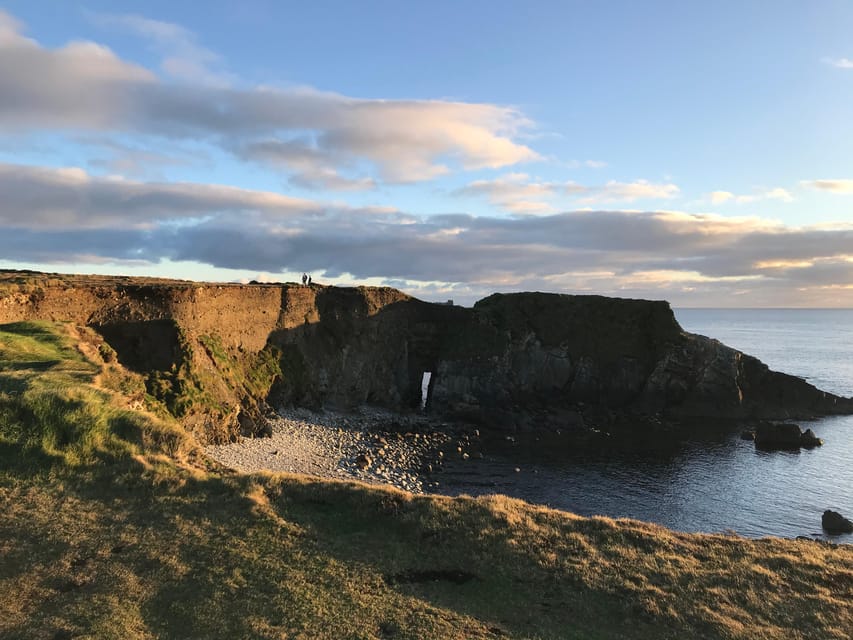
2, 270, 851, 452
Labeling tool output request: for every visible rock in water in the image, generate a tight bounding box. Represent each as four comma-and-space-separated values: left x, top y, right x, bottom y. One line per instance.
821, 510, 853, 534
754, 423, 804, 450
754, 422, 822, 450
800, 428, 822, 448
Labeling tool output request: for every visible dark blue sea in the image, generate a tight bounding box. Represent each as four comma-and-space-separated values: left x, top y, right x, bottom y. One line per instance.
435, 309, 853, 542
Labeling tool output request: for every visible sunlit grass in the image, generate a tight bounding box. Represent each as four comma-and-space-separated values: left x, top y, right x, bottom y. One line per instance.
0, 321, 191, 467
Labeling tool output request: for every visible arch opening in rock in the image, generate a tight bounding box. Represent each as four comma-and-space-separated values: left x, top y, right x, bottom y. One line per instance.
420, 371, 433, 411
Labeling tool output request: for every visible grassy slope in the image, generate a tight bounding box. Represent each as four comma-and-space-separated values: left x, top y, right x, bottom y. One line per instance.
1, 322, 851, 640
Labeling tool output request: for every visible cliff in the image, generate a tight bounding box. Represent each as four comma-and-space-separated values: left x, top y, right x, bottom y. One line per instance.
1, 270, 850, 440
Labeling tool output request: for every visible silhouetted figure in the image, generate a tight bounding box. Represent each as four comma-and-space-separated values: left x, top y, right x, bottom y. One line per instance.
308, 275, 312, 285
301, 273, 307, 285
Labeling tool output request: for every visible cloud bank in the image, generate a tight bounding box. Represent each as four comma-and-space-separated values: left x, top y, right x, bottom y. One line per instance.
456, 175, 681, 214
3, 162, 853, 306
0, 10, 538, 187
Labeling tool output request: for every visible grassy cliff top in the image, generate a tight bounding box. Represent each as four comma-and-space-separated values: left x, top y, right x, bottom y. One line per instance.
1, 321, 851, 639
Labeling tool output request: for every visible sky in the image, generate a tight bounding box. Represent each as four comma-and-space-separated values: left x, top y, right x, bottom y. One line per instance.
1, 0, 853, 307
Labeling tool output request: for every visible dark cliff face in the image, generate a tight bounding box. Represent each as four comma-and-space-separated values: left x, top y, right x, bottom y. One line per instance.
1, 271, 850, 440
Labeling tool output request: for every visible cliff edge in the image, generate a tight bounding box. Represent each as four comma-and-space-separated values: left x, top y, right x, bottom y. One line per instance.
2, 270, 850, 440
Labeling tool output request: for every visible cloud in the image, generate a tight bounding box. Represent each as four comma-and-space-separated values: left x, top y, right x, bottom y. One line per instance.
87, 12, 230, 85
823, 57, 853, 69
238, 139, 376, 191
3, 162, 853, 306
709, 190, 735, 204
802, 179, 853, 194
75, 136, 204, 178
707, 187, 793, 204
454, 173, 558, 213
0, 161, 334, 229
564, 179, 680, 203
0, 10, 539, 185
763, 187, 794, 202
456, 175, 680, 213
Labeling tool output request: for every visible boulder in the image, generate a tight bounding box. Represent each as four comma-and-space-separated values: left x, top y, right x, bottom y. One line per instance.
821, 510, 853, 534
754, 422, 804, 450
754, 423, 823, 450
800, 428, 823, 448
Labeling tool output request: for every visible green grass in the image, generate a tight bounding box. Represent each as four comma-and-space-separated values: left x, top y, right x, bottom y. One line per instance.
0, 321, 189, 467
1, 321, 851, 639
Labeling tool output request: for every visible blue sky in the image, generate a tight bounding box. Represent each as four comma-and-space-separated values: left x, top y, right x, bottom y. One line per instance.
1, 1, 852, 305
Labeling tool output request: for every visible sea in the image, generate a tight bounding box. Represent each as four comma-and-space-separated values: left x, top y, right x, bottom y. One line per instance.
434, 309, 853, 542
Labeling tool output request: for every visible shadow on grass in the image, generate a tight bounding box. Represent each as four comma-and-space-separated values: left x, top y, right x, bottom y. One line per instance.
1, 450, 622, 639
261, 478, 652, 639
5, 457, 853, 640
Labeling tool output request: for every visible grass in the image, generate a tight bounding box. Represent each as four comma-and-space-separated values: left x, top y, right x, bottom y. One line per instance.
1, 321, 851, 639
0, 321, 189, 467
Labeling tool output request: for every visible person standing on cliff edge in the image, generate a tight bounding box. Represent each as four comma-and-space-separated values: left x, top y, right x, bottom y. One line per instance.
308, 275, 312, 286
301, 273, 307, 286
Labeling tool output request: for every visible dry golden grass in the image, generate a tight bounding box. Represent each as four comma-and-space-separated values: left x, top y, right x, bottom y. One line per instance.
1, 320, 851, 639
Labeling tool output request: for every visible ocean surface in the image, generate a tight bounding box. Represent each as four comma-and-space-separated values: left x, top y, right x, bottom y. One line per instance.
434, 309, 853, 542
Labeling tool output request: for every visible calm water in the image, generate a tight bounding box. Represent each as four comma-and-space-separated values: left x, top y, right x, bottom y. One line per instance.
434, 309, 853, 542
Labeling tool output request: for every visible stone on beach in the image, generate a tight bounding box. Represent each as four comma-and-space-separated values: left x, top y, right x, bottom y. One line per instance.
203, 407, 455, 495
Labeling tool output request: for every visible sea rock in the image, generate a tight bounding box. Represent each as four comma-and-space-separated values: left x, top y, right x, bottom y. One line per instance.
821, 510, 853, 534
355, 453, 372, 470
800, 428, 822, 448
753, 422, 822, 450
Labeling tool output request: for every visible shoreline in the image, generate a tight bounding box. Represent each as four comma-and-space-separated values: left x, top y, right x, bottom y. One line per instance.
204, 408, 853, 544
205, 407, 479, 494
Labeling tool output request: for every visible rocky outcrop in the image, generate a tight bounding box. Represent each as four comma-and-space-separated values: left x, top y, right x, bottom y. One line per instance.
2, 270, 851, 441
425, 293, 852, 428
822, 510, 853, 534
753, 423, 823, 450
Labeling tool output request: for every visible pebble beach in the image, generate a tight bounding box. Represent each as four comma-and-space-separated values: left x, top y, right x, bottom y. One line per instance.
204, 407, 476, 494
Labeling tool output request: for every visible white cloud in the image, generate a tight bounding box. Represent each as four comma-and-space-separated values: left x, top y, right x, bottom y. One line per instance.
823, 57, 853, 69
0, 10, 539, 186
763, 187, 794, 202
87, 12, 230, 85
457, 175, 680, 213
0, 161, 333, 229
706, 187, 793, 205
802, 179, 853, 194
709, 190, 734, 204
455, 173, 558, 213
565, 179, 680, 203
